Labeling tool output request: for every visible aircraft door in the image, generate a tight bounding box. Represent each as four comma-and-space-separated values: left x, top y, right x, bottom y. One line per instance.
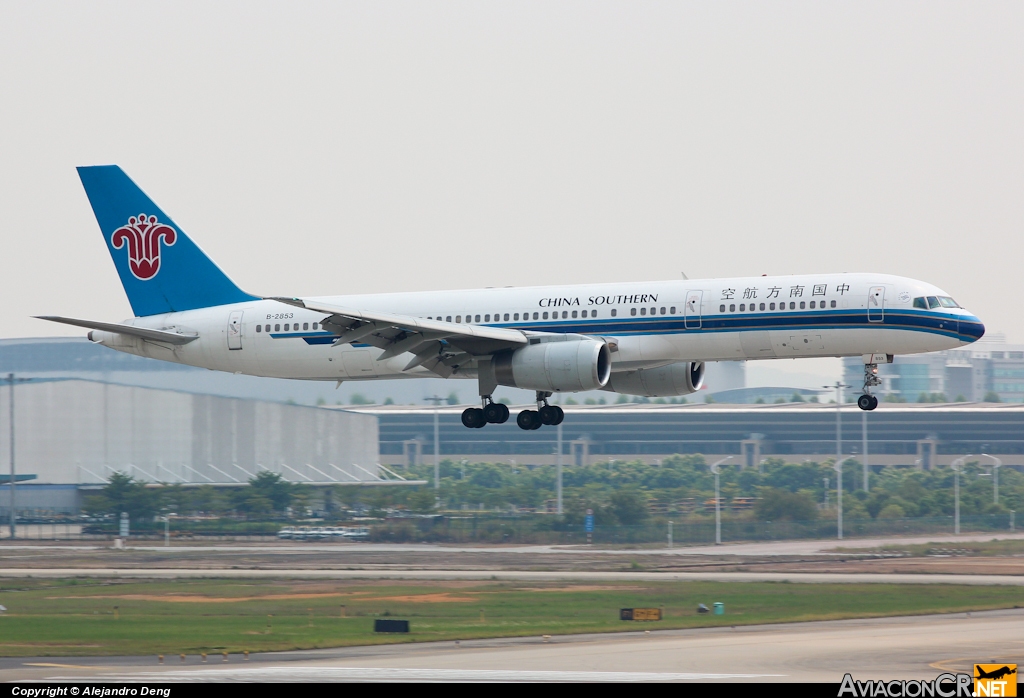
684, 290, 703, 329
227, 310, 244, 350
867, 286, 885, 323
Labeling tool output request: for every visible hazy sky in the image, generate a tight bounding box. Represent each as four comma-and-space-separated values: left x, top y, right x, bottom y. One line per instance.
2, 2, 1022, 362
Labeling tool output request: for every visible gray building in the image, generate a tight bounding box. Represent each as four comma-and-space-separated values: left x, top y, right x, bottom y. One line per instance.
0, 379, 381, 515
842, 332, 1024, 403
355, 402, 1024, 469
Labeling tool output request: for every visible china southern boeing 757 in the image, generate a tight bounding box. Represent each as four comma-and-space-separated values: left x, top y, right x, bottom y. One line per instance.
39, 166, 986, 430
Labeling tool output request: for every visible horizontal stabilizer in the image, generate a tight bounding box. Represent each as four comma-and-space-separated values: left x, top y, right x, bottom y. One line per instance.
35, 316, 199, 345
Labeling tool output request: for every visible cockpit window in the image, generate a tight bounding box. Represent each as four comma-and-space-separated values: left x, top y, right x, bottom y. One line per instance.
913, 297, 927, 309
926, 296, 940, 309
937, 296, 960, 308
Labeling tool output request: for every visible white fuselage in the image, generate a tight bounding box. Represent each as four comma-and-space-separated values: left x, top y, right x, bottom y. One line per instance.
91, 272, 984, 386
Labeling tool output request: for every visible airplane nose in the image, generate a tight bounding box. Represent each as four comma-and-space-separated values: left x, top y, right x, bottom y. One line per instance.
959, 316, 985, 342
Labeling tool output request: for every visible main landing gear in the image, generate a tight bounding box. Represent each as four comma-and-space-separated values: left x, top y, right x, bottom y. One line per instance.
461, 396, 510, 429
857, 362, 882, 411
516, 391, 564, 431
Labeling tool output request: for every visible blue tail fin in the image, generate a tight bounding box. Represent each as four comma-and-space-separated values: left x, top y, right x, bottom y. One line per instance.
77, 165, 258, 317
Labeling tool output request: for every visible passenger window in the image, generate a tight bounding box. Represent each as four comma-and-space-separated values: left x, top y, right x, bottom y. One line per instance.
631, 308, 637, 316
759, 303, 765, 311
769, 302, 775, 310
571, 310, 577, 318
789, 302, 795, 309
809, 301, 815, 309
485, 314, 490, 322
561, 311, 567, 319
730, 304, 736, 312
720, 305, 726, 312
591, 310, 598, 318
739, 304, 745, 311
256, 325, 262, 333
456, 316, 462, 323
640, 308, 647, 316
927, 296, 940, 309
581, 310, 587, 318
540, 311, 547, 319
513, 313, 519, 321
660, 307, 666, 315
830, 300, 836, 308
274, 324, 280, 332
670, 306, 676, 314
799, 302, 805, 309
446, 316, 452, 322
303, 322, 309, 330
474, 314, 480, 322
750, 304, 756, 312
504, 313, 509, 321
312, 322, 318, 330
533, 312, 539, 320
611, 309, 617, 317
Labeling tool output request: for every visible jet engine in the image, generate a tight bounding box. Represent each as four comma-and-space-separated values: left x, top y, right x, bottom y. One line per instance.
603, 361, 705, 397
493, 339, 611, 392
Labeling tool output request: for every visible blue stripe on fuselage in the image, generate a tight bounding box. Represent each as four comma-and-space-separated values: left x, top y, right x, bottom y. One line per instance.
266, 309, 973, 345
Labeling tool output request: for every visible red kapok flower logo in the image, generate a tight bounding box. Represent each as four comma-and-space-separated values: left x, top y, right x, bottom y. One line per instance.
111, 214, 177, 280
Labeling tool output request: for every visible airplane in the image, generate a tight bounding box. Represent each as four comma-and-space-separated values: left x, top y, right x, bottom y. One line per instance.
39, 165, 986, 430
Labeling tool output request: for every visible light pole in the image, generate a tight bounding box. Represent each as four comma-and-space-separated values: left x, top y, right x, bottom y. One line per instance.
556, 421, 563, 515
6, 373, 31, 540
425, 396, 444, 495
951, 455, 969, 535
825, 382, 851, 540
710, 456, 733, 545
862, 410, 869, 492
981, 453, 1002, 505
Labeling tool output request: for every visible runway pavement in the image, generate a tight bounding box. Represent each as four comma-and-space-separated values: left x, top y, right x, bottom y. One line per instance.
5, 609, 1023, 682
5, 530, 1024, 556
2, 567, 1024, 584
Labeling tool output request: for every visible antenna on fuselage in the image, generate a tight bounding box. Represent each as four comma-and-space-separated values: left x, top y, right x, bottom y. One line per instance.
681, 271, 689, 280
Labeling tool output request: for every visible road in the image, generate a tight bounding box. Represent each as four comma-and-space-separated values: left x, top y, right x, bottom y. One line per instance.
4, 609, 1022, 682
4, 530, 1024, 556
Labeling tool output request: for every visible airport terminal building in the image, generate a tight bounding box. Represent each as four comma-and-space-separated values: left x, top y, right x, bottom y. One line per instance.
358, 403, 1024, 470
0, 379, 381, 516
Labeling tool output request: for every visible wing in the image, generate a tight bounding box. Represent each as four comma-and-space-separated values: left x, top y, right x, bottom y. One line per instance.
267, 297, 530, 377
35, 316, 199, 345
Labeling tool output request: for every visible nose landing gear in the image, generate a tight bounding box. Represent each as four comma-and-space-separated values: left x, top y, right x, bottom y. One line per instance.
858, 362, 882, 411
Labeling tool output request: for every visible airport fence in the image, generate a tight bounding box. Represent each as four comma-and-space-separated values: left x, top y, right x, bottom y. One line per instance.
0, 513, 1015, 545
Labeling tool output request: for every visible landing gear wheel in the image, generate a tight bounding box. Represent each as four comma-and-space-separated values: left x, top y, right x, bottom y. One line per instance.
517, 410, 542, 430
551, 405, 564, 425
857, 394, 878, 411
482, 401, 509, 424
461, 407, 486, 428
483, 402, 503, 423
540, 403, 565, 423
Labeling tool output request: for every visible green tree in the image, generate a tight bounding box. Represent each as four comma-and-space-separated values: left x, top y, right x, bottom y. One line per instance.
610, 488, 648, 525
406, 487, 436, 513
446, 391, 460, 405
83, 472, 158, 521
754, 488, 818, 521
349, 393, 374, 405
983, 391, 1002, 403
246, 471, 296, 511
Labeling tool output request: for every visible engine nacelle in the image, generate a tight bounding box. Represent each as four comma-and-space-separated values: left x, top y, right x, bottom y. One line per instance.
493, 339, 611, 392
603, 361, 705, 397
